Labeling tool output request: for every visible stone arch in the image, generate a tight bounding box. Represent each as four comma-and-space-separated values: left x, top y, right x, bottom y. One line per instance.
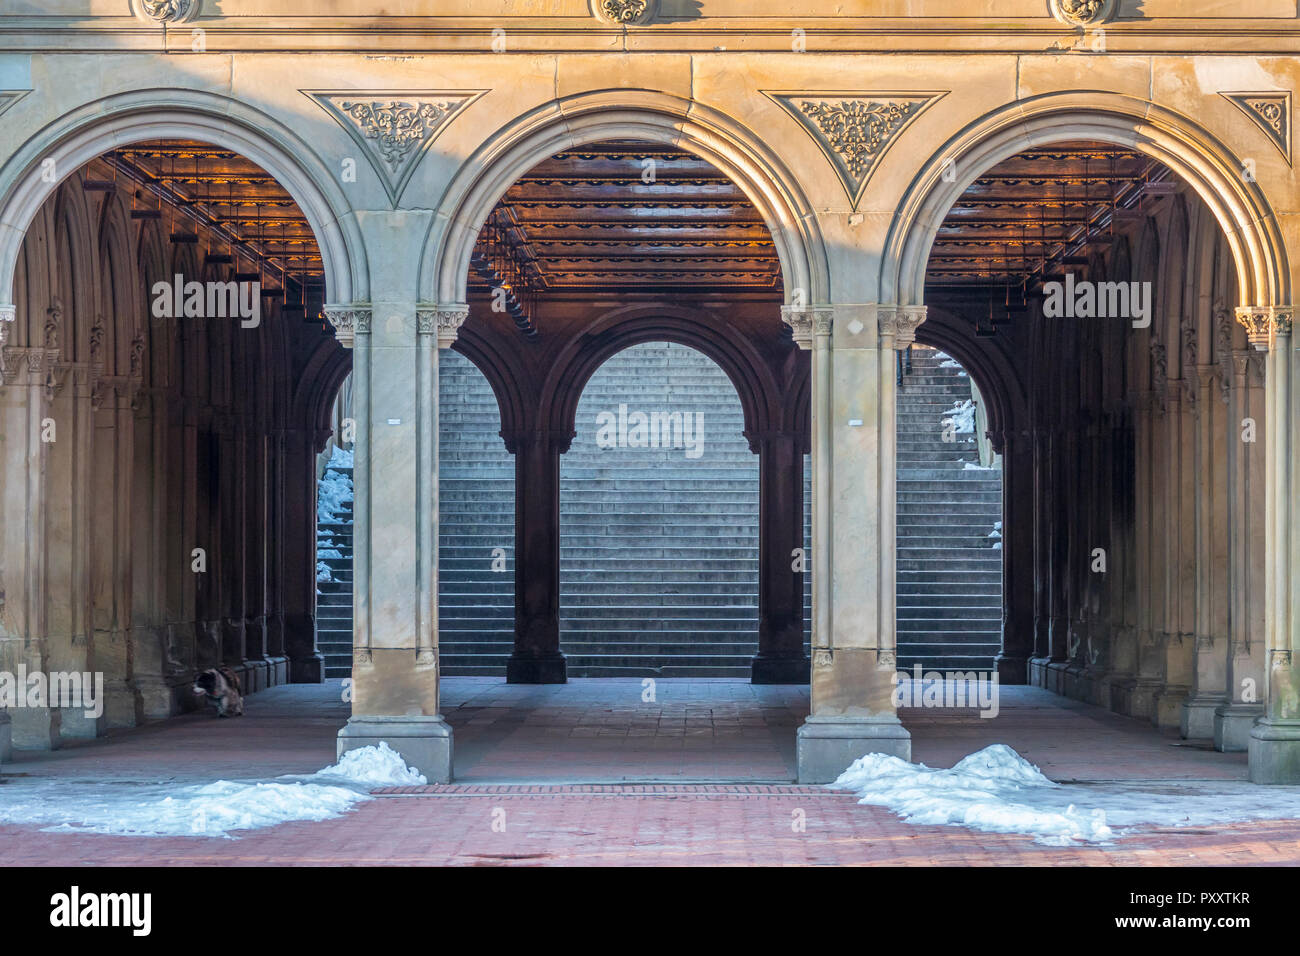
540, 305, 782, 447
422, 90, 829, 310
0, 88, 368, 311
881, 92, 1290, 312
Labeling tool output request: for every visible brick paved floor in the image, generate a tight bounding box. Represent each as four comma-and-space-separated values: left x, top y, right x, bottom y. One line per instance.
1, 677, 1296, 865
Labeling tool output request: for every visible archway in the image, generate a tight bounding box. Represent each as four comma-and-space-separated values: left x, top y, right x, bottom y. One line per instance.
888, 112, 1282, 776
0, 133, 350, 750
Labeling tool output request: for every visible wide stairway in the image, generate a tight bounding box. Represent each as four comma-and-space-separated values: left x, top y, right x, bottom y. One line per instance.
896, 346, 1003, 672
558, 342, 760, 676
315, 453, 355, 679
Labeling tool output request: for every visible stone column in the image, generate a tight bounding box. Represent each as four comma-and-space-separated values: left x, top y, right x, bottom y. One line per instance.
793, 303, 914, 783
504, 424, 568, 684
1215, 348, 1265, 750
1239, 306, 1300, 782
750, 429, 809, 684
332, 247, 463, 783
1181, 365, 1226, 738
995, 428, 1034, 683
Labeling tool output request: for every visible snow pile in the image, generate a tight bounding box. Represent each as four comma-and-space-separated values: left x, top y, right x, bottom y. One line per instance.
0, 744, 425, 839
963, 461, 997, 471
317, 472, 353, 525
301, 741, 428, 788
941, 399, 976, 436
833, 744, 1113, 845
989, 521, 1002, 550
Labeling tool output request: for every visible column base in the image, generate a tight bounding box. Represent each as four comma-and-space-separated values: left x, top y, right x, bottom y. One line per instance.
796, 715, 912, 784
506, 652, 567, 684
1179, 693, 1222, 741
1213, 701, 1263, 753
1248, 717, 1300, 783
289, 652, 325, 683
337, 715, 453, 784
265, 655, 289, 687
751, 654, 810, 685
993, 654, 1028, 685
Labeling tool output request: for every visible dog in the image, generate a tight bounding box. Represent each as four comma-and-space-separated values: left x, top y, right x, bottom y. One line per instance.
193, 666, 244, 717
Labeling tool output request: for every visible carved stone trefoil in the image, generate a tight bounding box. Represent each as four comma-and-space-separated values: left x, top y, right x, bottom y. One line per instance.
131, 0, 199, 24
1222, 92, 1292, 165
308, 91, 487, 205
765, 92, 946, 208
1049, 0, 1115, 28
590, 0, 657, 25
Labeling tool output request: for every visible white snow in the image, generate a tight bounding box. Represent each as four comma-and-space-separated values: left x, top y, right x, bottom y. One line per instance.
832, 744, 1300, 846
941, 399, 976, 436
0, 743, 426, 839
963, 461, 997, 471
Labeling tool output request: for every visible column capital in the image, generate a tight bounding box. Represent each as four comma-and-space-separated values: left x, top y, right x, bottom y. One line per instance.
417, 304, 470, 348
1234, 305, 1293, 351
322, 304, 372, 349
781, 303, 834, 349
877, 304, 927, 349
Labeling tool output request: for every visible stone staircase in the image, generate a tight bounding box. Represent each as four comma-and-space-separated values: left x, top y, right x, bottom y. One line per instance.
896, 346, 1003, 672
315, 460, 355, 679
557, 342, 760, 676
437, 350, 517, 675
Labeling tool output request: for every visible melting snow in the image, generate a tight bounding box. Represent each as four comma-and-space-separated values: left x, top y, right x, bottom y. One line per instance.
0, 743, 425, 839
941, 399, 976, 435
832, 744, 1300, 846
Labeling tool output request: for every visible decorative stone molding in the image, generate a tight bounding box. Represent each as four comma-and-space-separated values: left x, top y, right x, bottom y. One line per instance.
780, 304, 833, 349
590, 0, 657, 25
877, 305, 927, 349
765, 92, 946, 208
130, 0, 200, 24
418, 305, 470, 348
323, 306, 372, 349
308, 91, 487, 205
1235, 305, 1293, 351
812, 647, 833, 669
1048, 0, 1115, 28
1222, 92, 1292, 164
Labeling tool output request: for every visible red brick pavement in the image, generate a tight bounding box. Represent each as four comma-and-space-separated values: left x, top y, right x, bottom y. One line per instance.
1, 678, 1295, 865
1, 785, 1297, 866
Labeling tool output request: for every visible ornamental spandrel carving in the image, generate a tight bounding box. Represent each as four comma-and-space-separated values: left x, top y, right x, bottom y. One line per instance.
591, 0, 657, 25
308, 91, 486, 205
1222, 92, 1292, 164
765, 92, 945, 208
1049, 0, 1115, 28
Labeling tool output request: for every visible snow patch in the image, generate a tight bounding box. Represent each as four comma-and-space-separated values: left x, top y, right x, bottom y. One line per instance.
832, 744, 1300, 845
833, 745, 1112, 845
941, 399, 976, 436
0, 743, 425, 839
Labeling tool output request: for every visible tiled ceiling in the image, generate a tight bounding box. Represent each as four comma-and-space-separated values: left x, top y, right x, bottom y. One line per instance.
471, 140, 783, 296
928, 141, 1168, 291
92, 139, 322, 295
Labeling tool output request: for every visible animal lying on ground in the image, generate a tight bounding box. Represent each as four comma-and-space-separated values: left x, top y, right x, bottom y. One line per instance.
193, 666, 244, 717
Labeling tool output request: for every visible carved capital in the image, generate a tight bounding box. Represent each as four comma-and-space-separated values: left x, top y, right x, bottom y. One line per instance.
878, 304, 926, 349
323, 305, 372, 349
1235, 305, 1293, 351
590, 0, 657, 25
420, 304, 470, 348
781, 304, 833, 349
1049, 0, 1115, 27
